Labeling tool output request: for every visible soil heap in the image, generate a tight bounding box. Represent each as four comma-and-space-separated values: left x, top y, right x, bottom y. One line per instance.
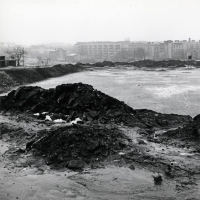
0, 83, 195, 169
0, 64, 83, 94
0, 83, 192, 128
159, 114, 200, 151
77, 60, 200, 68
27, 125, 131, 168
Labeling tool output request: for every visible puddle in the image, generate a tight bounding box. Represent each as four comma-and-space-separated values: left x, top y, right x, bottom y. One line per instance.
0, 140, 9, 155
69, 166, 177, 199
146, 85, 200, 98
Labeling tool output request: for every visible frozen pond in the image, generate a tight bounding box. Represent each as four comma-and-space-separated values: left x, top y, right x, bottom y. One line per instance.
6, 67, 200, 117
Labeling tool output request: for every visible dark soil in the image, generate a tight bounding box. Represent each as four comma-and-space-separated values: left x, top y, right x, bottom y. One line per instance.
0, 64, 83, 94
77, 59, 200, 68
28, 124, 131, 167
157, 114, 200, 151
0, 83, 192, 128
0, 82, 195, 170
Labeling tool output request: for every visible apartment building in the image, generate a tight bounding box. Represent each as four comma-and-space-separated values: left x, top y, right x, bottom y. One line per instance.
74, 38, 200, 62
74, 41, 130, 62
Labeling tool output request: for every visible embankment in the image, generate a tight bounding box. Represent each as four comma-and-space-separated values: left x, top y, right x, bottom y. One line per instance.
1, 59, 200, 94
0, 64, 83, 94
77, 59, 200, 68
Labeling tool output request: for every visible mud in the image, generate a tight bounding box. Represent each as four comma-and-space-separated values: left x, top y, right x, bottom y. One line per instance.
0, 83, 200, 199
0, 83, 192, 128
0, 111, 200, 199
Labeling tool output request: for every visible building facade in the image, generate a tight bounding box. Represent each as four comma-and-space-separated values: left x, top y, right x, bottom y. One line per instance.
49, 48, 66, 62
74, 41, 130, 62
74, 38, 200, 62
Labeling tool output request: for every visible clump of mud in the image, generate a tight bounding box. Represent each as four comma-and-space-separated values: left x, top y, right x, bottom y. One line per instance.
27, 124, 131, 168
0, 83, 192, 129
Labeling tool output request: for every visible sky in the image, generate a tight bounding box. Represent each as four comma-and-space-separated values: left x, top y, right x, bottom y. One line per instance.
0, 0, 200, 45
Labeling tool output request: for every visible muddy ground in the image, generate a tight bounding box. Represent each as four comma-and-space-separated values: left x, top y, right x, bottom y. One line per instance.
0, 82, 200, 199
0, 110, 200, 200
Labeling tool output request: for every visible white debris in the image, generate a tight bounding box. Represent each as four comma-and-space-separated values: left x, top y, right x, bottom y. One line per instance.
33, 113, 40, 116
180, 152, 194, 157
45, 115, 52, 121
53, 119, 66, 123
42, 112, 48, 115
118, 152, 126, 155
70, 117, 82, 124
137, 139, 147, 145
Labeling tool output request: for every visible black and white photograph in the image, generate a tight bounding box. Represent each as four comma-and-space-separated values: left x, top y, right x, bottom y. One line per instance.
0, 0, 200, 199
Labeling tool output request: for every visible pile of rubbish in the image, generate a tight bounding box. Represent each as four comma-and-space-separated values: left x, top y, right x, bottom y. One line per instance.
0, 83, 192, 128
27, 125, 131, 168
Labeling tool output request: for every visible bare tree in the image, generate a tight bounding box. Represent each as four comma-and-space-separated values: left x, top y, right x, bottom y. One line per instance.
37, 56, 42, 66
6, 46, 27, 66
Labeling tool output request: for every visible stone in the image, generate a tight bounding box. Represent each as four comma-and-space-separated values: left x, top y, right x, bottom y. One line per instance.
129, 164, 135, 170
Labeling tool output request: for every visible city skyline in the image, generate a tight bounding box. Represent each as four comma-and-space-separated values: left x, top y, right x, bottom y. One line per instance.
0, 0, 200, 45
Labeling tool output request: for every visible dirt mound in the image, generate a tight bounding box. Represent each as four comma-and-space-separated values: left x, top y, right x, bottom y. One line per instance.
0, 64, 83, 94
0, 83, 192, 128
0, 71, 18, 93
0, 83, 143, 127
27, 125, 131, 168
162, 115, 200, 140
77, 60, 200, 68
156, 114, 200, 151
134, 109, 192, 128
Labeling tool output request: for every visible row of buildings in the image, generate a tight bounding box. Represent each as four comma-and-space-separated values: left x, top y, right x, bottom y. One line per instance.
74, 38, 200, 62
1, 39, 200, 67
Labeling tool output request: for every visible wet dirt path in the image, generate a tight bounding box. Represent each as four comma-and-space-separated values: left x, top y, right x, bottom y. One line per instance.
0, 113, 200, 199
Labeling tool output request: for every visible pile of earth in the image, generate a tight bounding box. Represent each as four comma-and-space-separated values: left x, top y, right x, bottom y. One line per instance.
76, 60, 200, 68
26, 124, 131, 168
0, 64, 83, 94
0, 83, 192, 128
129, 60, 200, 68
158, 114, 200, 151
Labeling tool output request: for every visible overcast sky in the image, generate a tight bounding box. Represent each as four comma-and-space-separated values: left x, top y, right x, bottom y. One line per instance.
0, 0, 200, 45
